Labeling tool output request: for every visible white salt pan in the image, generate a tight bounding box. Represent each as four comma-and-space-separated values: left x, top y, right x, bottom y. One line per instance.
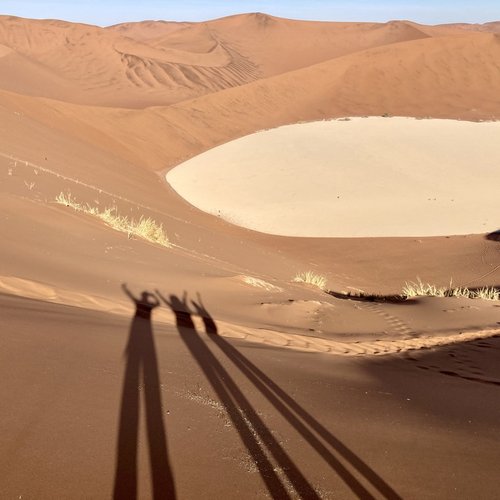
167, 117, 499, 237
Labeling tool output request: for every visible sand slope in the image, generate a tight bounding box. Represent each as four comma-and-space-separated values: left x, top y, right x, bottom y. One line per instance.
1, 294, 499, 498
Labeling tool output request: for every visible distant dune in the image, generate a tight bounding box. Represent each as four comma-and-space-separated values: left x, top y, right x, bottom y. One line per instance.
0, 13, 499, 109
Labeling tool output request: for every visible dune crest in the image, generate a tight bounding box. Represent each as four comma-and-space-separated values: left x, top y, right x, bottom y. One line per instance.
2, 13, 498, 108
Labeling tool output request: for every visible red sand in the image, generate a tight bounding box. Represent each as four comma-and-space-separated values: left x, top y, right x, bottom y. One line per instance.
0, 13, 499, 498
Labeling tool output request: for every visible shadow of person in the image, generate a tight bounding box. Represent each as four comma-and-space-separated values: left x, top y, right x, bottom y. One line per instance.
190, 293, 218, 335
157, 290, 319, 499
114, 284, 176, 500
190, 293, 401, 500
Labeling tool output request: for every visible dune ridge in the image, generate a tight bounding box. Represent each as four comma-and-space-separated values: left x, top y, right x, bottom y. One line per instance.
1, 13, 499, 109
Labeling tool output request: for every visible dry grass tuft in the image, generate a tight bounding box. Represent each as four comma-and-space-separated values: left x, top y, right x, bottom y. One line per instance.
470, 287, 500, 301
55, 192, 170, 247
402, 279, 447, 298
403, 278, 498, 301
293, 271, 327, 290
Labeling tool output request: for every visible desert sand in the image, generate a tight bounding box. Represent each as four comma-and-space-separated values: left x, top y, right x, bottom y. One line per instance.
0, 12, 499, 499
167, 117, 500, 237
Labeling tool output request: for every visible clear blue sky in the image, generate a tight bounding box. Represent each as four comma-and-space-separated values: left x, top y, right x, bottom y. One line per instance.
1, 0, 499, 26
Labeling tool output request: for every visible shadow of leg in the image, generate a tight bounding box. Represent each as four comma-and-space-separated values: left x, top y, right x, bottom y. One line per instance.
114, 287, 176, 500
160, 292, 320, 499
114, 317, 141, 500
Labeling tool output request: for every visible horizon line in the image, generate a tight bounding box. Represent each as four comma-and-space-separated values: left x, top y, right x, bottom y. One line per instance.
1, 11, 499, 29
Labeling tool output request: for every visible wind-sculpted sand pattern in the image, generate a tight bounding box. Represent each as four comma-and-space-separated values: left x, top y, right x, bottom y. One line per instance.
1, 275, 499, 357
220, 323, 500, 357
120, 43, 260, 92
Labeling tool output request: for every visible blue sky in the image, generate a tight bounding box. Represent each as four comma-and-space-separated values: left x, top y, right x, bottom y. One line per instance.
1, 1, 499, 26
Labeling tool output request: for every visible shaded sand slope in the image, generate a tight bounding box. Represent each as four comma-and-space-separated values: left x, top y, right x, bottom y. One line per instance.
1, 294, 500, 498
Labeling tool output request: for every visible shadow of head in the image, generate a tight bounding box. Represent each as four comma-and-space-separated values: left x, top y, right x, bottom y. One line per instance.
138, 291, 157, 304
168, 293, 191, 314
122, 284, 159, 319
191, 293, 218, 335
136, 293, 159, 318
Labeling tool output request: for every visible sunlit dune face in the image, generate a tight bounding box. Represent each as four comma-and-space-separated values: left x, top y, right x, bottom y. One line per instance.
167, 117, 500, 237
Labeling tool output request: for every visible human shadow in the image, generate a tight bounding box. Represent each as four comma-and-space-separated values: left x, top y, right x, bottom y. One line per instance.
114, 284, 176, 500
160, 291, 401, 499
190, 293, 402, 500
157, 291, 320, 499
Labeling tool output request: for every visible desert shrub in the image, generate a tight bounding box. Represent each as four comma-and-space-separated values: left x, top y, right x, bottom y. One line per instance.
402, 278, 498, 301
55, 192, 170, 247
293, 271, 327, 290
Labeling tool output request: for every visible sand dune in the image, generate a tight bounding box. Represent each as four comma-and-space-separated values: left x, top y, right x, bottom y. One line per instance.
201, 14, 431, 76
2, 14, 497, 108
0, 15, 260, 106
0, 12, 499, 498
109, 14, 432, 78
1, 29, 498, 175
437, 20, 500, 33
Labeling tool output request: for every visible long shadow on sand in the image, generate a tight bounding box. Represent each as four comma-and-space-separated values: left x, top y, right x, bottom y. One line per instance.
159, 291, 401, 499
114, 284, 176, 500
158, 290, 317, 499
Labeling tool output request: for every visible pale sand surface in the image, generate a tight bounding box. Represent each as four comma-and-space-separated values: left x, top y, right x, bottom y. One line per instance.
167, 117, 500, 237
